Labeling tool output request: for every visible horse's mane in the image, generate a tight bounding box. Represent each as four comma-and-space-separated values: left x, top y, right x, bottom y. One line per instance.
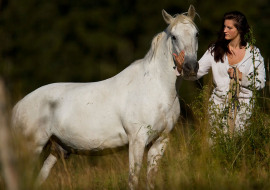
144, 14, 197, 62
144, 32, 165, 62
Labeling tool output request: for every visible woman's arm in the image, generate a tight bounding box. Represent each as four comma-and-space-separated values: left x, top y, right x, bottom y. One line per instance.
241, 48, 266, 90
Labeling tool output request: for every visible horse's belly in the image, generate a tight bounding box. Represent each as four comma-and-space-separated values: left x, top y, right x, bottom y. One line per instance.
53, 116, 129, 151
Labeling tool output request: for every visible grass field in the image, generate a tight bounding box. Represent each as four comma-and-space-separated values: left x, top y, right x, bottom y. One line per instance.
1, 60, 270, 190
1, 84, 270, 190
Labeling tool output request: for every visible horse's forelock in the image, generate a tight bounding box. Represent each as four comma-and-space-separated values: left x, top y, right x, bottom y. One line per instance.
168, 14, 197, 32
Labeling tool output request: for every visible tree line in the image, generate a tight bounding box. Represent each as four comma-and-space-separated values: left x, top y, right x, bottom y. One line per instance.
0, 0, 269, 105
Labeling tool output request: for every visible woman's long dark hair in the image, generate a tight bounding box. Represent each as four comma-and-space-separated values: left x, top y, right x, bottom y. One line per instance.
209, 11, 250, 63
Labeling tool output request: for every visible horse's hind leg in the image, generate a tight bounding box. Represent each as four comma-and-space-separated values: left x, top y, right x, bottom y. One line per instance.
35, 140, 69, 186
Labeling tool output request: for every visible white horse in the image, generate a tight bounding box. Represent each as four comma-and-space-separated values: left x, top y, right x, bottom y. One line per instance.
12, 5, 198, 190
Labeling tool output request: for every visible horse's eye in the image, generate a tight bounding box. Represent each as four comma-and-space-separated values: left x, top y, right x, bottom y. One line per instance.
171, 35, 176, 40
196, 32, 199, 38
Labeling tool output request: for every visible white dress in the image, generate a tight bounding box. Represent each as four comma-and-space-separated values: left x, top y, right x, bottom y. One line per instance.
197, 46, 266, 131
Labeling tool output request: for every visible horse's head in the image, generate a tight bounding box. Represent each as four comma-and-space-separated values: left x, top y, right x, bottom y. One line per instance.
162, 5, 199, 79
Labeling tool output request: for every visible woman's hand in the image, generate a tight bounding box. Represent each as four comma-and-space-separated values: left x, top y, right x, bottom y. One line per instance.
173, 50, 185, 73
228, 68, 242, 81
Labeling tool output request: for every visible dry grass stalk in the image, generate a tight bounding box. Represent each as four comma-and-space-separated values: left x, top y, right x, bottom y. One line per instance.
0, 79, 18, 190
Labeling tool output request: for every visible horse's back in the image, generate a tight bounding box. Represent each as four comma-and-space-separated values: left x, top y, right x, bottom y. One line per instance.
12, 59, 144, 130
12, 83, 78, 133
12, 81, 130, 150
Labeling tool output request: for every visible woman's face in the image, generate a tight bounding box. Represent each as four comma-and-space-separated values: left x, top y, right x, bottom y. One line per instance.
223, 19, 240, 41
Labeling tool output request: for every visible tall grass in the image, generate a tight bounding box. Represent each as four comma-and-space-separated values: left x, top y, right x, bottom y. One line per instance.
1, 82, 269, 190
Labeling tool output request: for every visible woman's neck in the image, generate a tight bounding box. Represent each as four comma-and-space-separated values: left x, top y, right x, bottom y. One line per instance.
229, 40, 240, 49
228, 36, 242, 49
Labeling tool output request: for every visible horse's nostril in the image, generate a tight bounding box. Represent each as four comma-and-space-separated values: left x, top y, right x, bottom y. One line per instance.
195, 62, 199, 72
183, 62, 198, 72
184, 63, 192, 71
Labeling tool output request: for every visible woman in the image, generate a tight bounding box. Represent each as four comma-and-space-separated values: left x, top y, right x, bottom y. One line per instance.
174, 11, 266, 133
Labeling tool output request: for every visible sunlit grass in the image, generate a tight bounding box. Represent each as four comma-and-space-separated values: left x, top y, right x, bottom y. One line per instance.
1, 83, 270, 190
6, 110, 270, 190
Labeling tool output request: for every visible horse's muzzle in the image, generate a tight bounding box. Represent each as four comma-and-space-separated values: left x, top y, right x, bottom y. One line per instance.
183, 61, 199, 77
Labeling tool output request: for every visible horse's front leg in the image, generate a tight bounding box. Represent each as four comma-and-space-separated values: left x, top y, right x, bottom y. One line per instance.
128, 134, 147, 190
147, 135, 169, 190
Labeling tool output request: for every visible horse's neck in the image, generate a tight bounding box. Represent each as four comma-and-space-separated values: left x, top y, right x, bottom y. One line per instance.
145, 37, 177, 93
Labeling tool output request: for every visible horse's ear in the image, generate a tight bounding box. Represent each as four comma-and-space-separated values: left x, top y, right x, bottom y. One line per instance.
162, 9, 173, 24
187, 5, 196, 20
